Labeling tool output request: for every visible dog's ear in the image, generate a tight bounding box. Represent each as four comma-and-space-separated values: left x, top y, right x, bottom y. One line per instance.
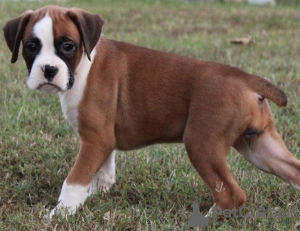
67, 8, 104, 61
3, 10, 33, 63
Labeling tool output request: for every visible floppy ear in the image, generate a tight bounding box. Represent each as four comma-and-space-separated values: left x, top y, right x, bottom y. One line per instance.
3, 10, 33, 63
67, 8, 104, 61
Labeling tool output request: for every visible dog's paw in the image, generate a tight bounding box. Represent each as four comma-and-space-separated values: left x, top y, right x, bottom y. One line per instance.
205, 203, 217, 218
50, 180, 89, 218
88, 171, 115, 196
88, 151, 116, 196
49, 203, 77, 218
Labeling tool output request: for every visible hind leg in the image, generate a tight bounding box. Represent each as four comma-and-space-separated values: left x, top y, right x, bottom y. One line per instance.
184, 133, 246, 211
88, 150, 116, 196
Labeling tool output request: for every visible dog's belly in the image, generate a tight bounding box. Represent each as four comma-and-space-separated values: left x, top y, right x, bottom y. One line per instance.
114, 117, 186, 150
115, 132, 184, 151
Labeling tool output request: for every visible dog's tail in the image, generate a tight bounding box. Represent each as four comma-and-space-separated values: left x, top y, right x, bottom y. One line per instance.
243, 74, 287, 107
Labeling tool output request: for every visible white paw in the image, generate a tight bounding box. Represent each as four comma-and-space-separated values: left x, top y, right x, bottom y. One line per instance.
88, 151, 116, 196
49, 202, 76, 218
49, 180, 89, 218
205, 203, 217, 218
88, 171, 115, 195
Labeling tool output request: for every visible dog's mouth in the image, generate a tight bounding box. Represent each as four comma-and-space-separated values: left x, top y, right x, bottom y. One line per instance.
37, 83, 62, 93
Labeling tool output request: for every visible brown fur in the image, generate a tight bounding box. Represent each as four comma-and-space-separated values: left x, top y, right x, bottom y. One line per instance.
72, 37, 290, 211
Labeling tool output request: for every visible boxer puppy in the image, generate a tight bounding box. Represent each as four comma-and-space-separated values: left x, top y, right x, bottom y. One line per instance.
3, 5, 300, 218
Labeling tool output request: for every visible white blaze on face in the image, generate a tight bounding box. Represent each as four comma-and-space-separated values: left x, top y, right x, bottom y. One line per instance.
26, 13, 70, 93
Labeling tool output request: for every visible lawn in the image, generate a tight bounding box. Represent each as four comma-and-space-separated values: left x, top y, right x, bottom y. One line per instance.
0, 0, 300, 230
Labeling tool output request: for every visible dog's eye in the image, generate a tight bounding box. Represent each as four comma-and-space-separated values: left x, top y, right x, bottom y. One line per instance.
25, 42, 39, 55
61, 43, 75, 53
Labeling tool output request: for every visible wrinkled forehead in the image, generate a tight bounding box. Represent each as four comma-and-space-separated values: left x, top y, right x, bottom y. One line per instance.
23, 6, 80, 42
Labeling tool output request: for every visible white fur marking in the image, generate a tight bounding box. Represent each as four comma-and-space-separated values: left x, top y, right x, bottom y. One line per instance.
88, 150, 116, 195
27, 13, 70, 92
58, 45, 96, 131
291, 182, 300, 191
50, 150, 115, 217
50, 180, 89, 217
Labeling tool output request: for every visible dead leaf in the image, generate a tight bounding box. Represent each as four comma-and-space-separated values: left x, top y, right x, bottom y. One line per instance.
230, 35, 255, 45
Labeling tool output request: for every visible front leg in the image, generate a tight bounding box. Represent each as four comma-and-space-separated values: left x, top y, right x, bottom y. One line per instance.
50, 138, 115, 217
88, 150, 116, 196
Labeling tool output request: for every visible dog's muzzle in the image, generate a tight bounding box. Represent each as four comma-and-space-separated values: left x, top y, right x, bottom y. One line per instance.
43, 64, 58, 82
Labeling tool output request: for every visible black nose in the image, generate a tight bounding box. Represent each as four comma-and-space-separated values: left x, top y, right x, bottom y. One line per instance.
43, 65, 58, 82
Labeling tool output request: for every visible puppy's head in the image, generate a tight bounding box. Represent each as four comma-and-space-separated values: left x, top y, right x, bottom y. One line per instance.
3, 6, 104, 93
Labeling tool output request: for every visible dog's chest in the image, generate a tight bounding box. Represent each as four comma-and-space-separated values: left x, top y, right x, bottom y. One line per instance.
59, 90, 81, 131
58, 50, 96, 132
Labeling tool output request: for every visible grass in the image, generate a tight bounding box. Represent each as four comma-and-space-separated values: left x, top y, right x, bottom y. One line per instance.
0, 0, 300, 230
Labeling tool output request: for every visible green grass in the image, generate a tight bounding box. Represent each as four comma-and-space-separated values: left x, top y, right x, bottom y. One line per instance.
1, 0, 300, 230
